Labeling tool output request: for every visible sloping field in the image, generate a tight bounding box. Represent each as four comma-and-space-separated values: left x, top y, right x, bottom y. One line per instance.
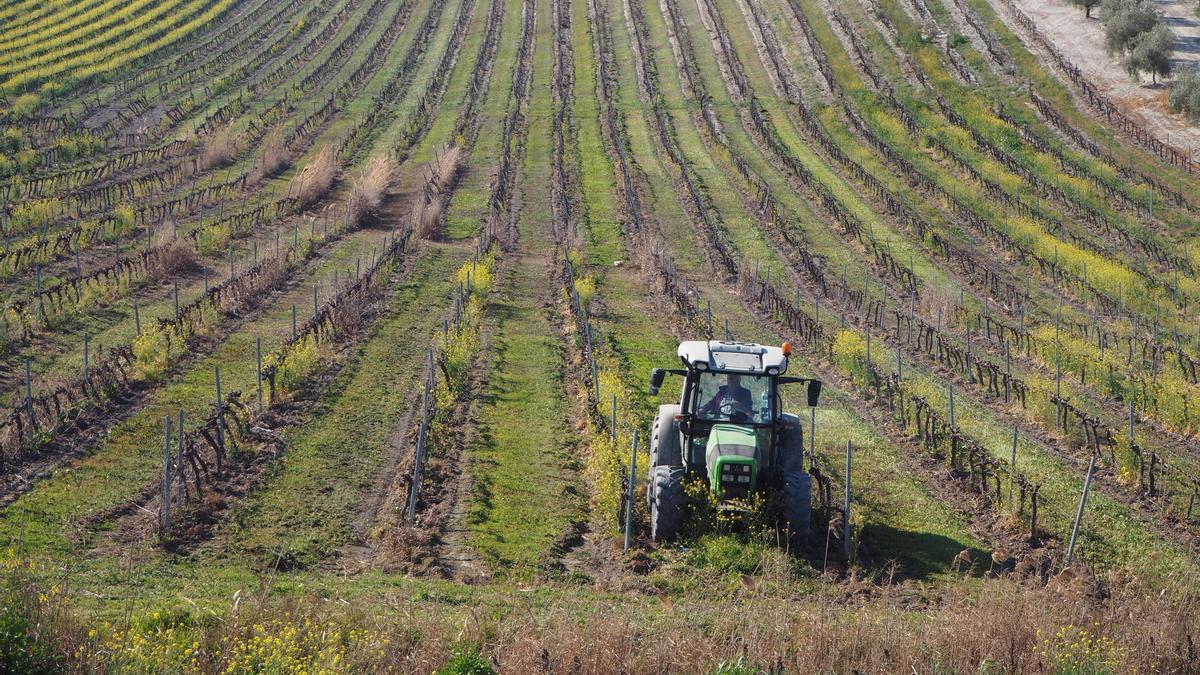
0, 0, 1199, 670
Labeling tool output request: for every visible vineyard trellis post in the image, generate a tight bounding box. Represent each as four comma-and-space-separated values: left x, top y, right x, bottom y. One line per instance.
1066, 452, 1098, 566
611, 395, 617, 441
176, 410, 185, 504
624, 431, 638, 551
592, 359, 599, 403
35, 265, 44, 322
24, 358, 35, 445
1009, 424, 1018, 506
256, 337, 263, 407
134, 303, 141, 335
160, 415, 172, 539
83, 334, 90, 383
844, 439, 852, 559
214, 366, 224, 450
406, 352, 435, 525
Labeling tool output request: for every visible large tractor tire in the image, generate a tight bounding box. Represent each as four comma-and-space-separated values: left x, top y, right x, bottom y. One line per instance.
776, 412, 805, 473
780, 470, 812, 548
649, 465, 685, 542
649, 404, 682, 467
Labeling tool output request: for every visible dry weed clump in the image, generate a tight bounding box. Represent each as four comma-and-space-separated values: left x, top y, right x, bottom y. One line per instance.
198, 124, 238, 172
257, 127, 291, 179
146, 226, 200, 281
348, 155, 399, 227
411, 145, 462, 239
291, 145, 338, 208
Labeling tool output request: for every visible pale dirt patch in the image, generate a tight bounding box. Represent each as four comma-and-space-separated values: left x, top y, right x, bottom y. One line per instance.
993, 0, 1200, 157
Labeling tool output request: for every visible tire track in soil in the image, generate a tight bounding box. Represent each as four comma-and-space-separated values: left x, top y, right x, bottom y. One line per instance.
333, 0, 522, 577
336, 0, 528, 571
431, 0, 537, 581
453, 0, 584, 577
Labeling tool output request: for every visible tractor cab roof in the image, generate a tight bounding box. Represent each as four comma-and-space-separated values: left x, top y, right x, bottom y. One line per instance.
677, 340, 789, 375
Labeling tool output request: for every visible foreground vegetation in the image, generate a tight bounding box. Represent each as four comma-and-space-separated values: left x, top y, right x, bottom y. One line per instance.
1, 0, 1199, 669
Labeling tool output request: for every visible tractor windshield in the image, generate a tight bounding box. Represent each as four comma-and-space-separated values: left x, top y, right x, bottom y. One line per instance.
693, 372, 773, 424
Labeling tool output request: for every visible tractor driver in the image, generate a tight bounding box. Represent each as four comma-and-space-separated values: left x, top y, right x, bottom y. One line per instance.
699, 373, 754, 418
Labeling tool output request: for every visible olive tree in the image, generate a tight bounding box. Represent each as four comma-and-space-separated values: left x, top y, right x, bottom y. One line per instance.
1070, 0, 1102, 19
1101, 0, 1161, 55
1125, 24, 1175, 83
1168, 66, 1200, 120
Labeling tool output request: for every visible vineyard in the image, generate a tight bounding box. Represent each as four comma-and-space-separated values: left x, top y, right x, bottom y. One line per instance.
1, 0, 1200, 670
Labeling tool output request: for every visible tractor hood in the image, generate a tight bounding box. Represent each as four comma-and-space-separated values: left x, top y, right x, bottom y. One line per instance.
706, 424, 761, 498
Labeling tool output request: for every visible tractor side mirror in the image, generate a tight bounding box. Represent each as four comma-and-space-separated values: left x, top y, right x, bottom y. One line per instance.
649, 368, 666, 396
807, 379, 822, 407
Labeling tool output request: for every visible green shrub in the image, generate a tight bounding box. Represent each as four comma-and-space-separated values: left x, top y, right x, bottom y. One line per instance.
710, 657, 767, 675
0, 127, 20, 153
15, 148, 36, 173
574, 274, 596, 308
133, 327, 171, 380
0, 606, 60, 674
9, 199, 60, 235
1168, 66, 1200, 120
9, 93, 38, 119
437, 645, 496, 675
277, 336, 323, 394
832, 329, 871, 385
687, 534, 767, 575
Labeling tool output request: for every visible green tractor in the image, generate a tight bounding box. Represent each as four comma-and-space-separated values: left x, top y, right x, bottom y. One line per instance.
646, 340, 821, 545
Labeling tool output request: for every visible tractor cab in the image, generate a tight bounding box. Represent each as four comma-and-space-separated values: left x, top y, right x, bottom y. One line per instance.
646, 340, 821, 542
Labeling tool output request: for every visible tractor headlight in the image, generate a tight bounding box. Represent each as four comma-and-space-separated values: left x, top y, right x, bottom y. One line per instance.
766, 366, 779, 375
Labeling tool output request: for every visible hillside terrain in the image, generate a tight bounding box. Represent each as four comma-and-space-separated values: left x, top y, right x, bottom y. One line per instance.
0, 0, 1199, 670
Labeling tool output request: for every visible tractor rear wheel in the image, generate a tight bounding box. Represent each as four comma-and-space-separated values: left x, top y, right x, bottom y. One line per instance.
649, 465, 685, 542
780, 470, 812, 548
650, 404, 682, 467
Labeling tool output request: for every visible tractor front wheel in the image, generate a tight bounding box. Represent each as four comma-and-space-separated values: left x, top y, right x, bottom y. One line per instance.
780, 470, 812, 549
649, 465, 685, 542
650, 404, 682, 467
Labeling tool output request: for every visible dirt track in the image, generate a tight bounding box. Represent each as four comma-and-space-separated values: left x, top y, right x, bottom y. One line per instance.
997, 0, 1200, 157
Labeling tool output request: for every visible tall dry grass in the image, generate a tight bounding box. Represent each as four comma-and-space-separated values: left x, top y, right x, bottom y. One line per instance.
10, 556, 1198, 673
291, 145, 338, 208
411, 145, 462, 239
257, 127, 291, 179
198, 124, 237, 172
348, 155, 399, 228
146, 223, 200, 281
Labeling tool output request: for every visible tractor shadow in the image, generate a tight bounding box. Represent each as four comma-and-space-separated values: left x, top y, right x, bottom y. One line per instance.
858, 524, 991, 580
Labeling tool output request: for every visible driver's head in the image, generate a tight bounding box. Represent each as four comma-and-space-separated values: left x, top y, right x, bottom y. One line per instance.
727, 373, 742, 389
